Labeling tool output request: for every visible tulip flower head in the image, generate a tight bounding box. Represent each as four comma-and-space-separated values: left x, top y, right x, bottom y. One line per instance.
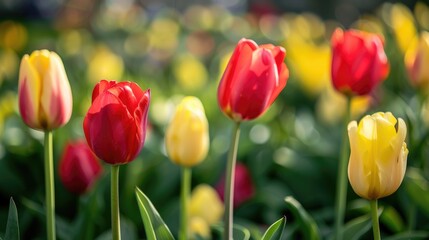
218, 38, 288, 121
18, 50, 72, 130
216, 162, 255, 207
405, 31, 429, 91
190, 184, 224, 225
59, 140, 102, 195
165, 96, 209, 167
331, 28, 389, 96
348, 112, 408, 200
83, 80, 150, 165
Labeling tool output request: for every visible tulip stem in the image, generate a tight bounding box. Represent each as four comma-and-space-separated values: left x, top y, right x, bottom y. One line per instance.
179, 167, 192, 240
44, 131, 56, 240
334, 97, 351, 240
370, 199, 381, 240
224, 121, 241, 240
111, 165, 121, 240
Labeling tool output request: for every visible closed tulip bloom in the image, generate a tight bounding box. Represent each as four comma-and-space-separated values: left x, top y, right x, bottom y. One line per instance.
331, 28, 389, 96
83, 80, 150, 165
405, 31, 429, 90
218, 38, 288, 121
190, 184, 224, 225
18, 49, 72, 130
165, 96, 209, 167
348, 112, 408, 200
59, 141, 102, 195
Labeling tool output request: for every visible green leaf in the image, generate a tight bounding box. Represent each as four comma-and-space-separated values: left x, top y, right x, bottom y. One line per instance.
342, 214, 372, 240
284, 196, 319, 240
261, 216, 287, 240
380, 206, 405, 233
135, 187, 175, 240
405, 168, 429, 217
384, 231, 429, 240
212, 224, 251, 240
4, 198, 19, 240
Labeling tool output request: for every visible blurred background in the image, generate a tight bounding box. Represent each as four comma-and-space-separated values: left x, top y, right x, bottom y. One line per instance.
1, 0, 429, 239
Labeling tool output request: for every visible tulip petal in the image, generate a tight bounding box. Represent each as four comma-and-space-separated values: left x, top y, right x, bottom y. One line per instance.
84, 91, 137, 164
218, 39, 258, 114
230, 48, 278, 120
18, 55, 42, 128
40, 51, 73, 129
92, 80, 116, 103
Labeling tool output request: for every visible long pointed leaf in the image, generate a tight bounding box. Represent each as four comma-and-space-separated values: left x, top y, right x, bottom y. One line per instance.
342, 214, 372, 240
4, 198, 19, 240
135, 187, 175, 240
284, 196, 319, 240
261, 216, 287, 240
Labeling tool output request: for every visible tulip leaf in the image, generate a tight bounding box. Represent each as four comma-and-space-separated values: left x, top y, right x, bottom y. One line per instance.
384, 231, 429, 240
212, 224, 251, 240
261, 216, 286, 240
284, 196, 319, 240
4, 198, 19, 240
405, 168, 429, 217
342, 214, 372, 240
135, 187, 175, 240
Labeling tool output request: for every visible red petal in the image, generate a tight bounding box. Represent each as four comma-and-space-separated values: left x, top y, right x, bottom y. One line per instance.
92, 80, 117, 103
218, 39, 258, 115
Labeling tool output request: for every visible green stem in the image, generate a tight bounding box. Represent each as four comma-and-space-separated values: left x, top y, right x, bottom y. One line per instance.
223, 121, 241, 240
370, 199, 381, 240
334, 97, 351, 240
111, 165, 121, 240
179, 167, 192, 240
44, 131, 56, 240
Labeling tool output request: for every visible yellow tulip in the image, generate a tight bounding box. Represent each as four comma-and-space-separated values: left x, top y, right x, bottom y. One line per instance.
165, 97, 209, 167
189, 216, 211, 239
348, 112, 408, 200
405, 31, 429, 91
189, 184, 224, 225
18, 50, 72, 130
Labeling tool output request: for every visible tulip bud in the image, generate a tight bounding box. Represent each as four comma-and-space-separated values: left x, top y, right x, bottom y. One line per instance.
18, 50, 73, 130
331, 28, 389, 96
59, 141, 103, 195
83, 80, 150, 165
348, 112, 408, 200
217, 38, 288, 122
405, 31, 429, 90
189, 184, 224, 225
165, 96, 209, 167
216, 162, 255, 207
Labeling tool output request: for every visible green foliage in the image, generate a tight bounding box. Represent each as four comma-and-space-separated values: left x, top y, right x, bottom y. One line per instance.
261, 216, 286, 240
135, 187, 175, 240
284, 196, 319, 240
4, 198, 19, 240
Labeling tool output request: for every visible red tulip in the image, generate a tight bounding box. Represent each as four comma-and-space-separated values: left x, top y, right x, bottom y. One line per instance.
218, 38, 288, 121
216, 162, 255, 207
331, 28, 389, 96
83, 80, 150, 165
59, 140, 102, 195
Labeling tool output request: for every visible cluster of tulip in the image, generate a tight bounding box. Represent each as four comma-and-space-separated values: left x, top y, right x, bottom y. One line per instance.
12, 19, 415, 240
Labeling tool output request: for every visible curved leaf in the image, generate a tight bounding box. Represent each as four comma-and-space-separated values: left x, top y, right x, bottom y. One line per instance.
212, 224, 251, 240
284, 196, 319, 240
135, 187, 175, 240
261, 216, 286, 240
342, 214, 372, 240
384, 231, 429, 240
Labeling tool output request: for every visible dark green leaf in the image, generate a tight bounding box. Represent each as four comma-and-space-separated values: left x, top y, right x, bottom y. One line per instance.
212, 223, 251, 240
261, 216, 286, 240
384, 231, 429, 240
405, 168, 429, 217
135, 187, 175, 240
284, 196, 319, 240
342, 214, 372, 240
4, 198, 19, 240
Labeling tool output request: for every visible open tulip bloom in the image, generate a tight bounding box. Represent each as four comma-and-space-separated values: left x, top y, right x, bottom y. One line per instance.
18, 49, 73, 240
84, 80, 150, 240
217, 38, 288, 239
348, 112, 408, 240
